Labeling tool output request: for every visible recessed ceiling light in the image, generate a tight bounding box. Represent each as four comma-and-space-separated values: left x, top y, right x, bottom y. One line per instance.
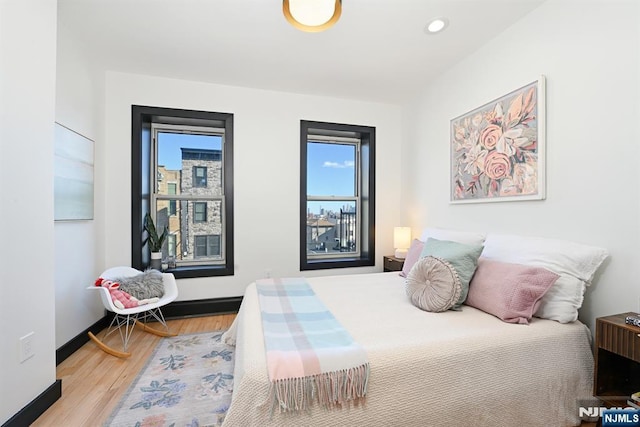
425, 17, 449, 34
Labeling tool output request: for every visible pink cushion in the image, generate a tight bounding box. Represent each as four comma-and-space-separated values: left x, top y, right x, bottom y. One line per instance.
400, 239, 424, 278
466, 258, 559, 324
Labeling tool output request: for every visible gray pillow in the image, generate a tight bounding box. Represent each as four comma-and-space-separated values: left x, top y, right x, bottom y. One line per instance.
114, 269, 164, 300
405, 256, 461, 313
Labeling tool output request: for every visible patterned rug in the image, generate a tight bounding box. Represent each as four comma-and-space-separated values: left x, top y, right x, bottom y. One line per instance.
106, 330, 234, 427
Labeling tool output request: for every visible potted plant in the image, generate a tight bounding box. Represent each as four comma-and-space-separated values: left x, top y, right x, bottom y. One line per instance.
143, 212, 168, 270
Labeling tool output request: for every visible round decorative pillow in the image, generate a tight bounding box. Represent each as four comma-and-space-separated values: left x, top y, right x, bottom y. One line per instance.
405, 256, 461, 312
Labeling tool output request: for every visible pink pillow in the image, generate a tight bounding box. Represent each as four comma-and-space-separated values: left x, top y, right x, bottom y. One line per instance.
466, 258, 559, 324
400, 239, 424, 278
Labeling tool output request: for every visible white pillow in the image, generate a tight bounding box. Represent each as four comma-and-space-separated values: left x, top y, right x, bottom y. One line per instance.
534, 276, 586, 323
419, 227, 486, 246
481, 233, 609, 323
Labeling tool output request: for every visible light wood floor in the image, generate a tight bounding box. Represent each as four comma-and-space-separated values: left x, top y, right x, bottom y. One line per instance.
32, 312, 597, 427
32, 313, 236, 427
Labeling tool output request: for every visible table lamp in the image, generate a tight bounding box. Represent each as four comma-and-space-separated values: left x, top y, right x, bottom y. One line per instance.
393, 227, 411, 259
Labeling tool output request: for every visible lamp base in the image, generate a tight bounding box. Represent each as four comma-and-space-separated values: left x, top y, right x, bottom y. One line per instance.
394, 249, 408, 259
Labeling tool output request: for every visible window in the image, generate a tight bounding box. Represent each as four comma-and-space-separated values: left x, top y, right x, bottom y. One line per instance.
194, 202, 207, 222
300, 120, 375, 270
132, 106, 234, 278
193, 166, 207, 187
194, 235, 221, 258
167, 183, 177, 215
167, 234, 176, 257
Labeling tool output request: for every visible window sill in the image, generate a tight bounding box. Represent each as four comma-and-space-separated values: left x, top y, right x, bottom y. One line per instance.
162, 264, 234, 279
301, 257, 374, 271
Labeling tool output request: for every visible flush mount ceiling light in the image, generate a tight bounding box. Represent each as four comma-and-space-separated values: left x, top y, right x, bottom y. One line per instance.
283, 0, 342, 33
425, 17, 449, 34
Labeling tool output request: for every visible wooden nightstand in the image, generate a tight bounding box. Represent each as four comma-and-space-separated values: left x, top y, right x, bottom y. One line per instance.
383, 255, 405, 272
594, 312, 640, 407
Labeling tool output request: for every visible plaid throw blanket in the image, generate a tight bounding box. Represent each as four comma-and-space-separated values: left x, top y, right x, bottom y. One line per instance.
256, 278, 369, 413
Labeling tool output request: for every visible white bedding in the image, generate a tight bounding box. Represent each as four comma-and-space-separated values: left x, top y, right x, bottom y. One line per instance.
222, 272, 594, 427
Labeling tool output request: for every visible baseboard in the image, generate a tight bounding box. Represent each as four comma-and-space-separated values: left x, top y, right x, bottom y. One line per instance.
56, 296, 242, 365
56, 315, 111, 365
161, 297, 242, 318
2, 380, 61, 427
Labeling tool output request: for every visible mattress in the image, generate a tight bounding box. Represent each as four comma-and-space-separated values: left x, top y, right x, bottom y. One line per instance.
222, 271, 594, 427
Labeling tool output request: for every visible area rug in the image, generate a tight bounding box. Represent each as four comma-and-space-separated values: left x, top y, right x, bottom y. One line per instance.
106, 330, 234, 427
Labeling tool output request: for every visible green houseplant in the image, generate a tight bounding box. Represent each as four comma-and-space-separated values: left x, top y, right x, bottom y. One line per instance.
143, 212, 168, 270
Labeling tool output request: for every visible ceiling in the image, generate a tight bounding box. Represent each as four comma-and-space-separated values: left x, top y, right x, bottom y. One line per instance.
58, 0, 545, 105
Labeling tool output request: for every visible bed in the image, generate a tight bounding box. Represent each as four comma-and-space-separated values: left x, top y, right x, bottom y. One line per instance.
221, 271, 595, 427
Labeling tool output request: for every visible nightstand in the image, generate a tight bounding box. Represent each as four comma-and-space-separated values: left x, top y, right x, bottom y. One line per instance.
593, 312, 640, 407
383, 255, 404, 272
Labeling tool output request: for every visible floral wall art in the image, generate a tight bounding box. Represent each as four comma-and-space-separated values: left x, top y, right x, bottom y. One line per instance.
451, 77, 545, 203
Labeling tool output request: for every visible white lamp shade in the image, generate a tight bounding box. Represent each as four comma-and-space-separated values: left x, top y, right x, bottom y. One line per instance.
283, 0, 342, 32
393, 227, 411, 258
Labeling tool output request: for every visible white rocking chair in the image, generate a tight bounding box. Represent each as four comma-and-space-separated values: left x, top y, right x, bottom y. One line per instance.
87, 266, 178, 358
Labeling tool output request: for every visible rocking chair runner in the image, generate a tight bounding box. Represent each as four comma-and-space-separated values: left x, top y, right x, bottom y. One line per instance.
87, 266, 179, 358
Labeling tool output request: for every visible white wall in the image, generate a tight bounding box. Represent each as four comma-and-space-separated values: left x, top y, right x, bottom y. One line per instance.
104, 72, 403, 300
11, 1, 633, 422
402, 0, 640, 332
0, 0, 58, 424
54, 20, 104, 347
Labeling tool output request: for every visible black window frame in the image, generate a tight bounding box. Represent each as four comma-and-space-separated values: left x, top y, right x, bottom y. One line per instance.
299, 120, 375, 271
131, 105, 234, 278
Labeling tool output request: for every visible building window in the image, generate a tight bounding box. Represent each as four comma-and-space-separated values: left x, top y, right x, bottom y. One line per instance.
300, 120, 375, 270
167, 183, 177, 216
167, 234, 176, 257
194, 235, 221, 258
194, 202, 207, 222
131, 105, 234, 279
193, 166, 207, 187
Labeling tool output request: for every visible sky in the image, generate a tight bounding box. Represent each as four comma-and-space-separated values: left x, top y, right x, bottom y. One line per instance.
157, 132, 355, 215
307, 142, 356, 215
157, 132, 222, 170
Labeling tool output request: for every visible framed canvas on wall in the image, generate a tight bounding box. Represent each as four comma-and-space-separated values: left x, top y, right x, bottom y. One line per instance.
450, 76, 546, 204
